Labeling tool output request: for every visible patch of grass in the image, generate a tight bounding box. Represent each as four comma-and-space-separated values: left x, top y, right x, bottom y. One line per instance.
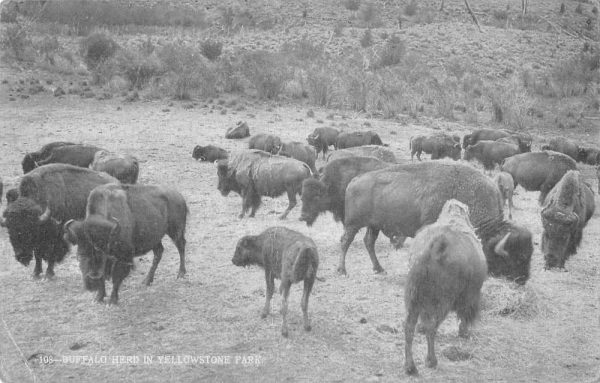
404, 0, 418, 16
376, 35, 405, 68
357, 2, 381, 27
1, 19, 34, 62
343, 0, 361, 11
360, 29, 373, 48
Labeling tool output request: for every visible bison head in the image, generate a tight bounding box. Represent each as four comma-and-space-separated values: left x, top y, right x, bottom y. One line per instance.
216, 160, 237, 196
306, 134, 318, 148
5, 189, 19, 205
2, 198, 67, 266
299, 178, 330, 226
232, 236, 259, 267
192, 146, 204, 161
462, 134, 472, 149
450, 143, 462, 161
577, 147, 588, 163
21, 153, 38, 174
541, 208, 579, 269
463, 145, 475, 161
483, 223, 533, 285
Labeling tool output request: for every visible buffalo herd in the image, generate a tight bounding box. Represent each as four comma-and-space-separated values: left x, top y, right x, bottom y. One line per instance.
1, 122, 598, 375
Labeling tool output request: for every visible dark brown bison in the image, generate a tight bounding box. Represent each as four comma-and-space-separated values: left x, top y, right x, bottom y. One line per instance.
33, 144, 104, 170
404, 200, 487, 375
410, 134, 461, 161
225, 121, 250, 139
493, 172, 514, 220
90, 150, 139, 184
192, 145, 228, 162
336, 131, 383, 149
463, 129, 532, 153
277, 141, 318, 175
326, 145, 397, 163
63, 184, 188, 304
21, 141, 76, 173
248, 134, 282, 154
217, 150, 311, 219
300, 156, 390, 226
463, 140, 520, 172
232, 227, 319, 337
578, 147, 600, 165
340, 161, 533, 284
541, 137, 580, 161
306, 127, 339, 159
541, 171, 595, 269
501, 151, 577, 204
0, 164, 117, 278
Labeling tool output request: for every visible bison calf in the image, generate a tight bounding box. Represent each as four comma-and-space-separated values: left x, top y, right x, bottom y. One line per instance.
192, 145, 228, 162
225, 121, 250, 139
232, 227, 319, 337
404, 199, 487, 375
493, 172, 514, 219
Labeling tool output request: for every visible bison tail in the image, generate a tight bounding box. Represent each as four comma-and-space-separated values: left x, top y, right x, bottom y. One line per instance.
292, 247, 318, 283
409, 136, 413, 150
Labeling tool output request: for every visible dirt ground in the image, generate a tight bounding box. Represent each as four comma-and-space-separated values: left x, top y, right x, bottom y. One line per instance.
0, 85, 599, 383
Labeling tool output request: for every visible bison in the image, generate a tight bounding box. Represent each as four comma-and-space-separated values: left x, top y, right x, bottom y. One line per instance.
225, 121, 250, 139
326, 145, 397, 163
248, 134, 282, 154
21, 141, 76, 173
300, 156, 390, 226
410, 134, 461, 161
463, 129, 532, 153
501, 150, 577, 204
63, 183, 188, 304
217, 150, 311, 219
404, 199, 487, 375
541, 137, 580, 161
232, 227, 319, 337
493, 172, 515, 220
0, 164, 117, 278
336, 131, 383, 149
192, 145, 228, 162
340, 161, 533, 284
277, 141, 318, 175
90, 150, 139, 184
541, 171, 595, 269
33, 144, 104, 170
578, 147, 600, 165
463, 140, 520, 172
5, 188, 19, 205
306, 127, 339, 159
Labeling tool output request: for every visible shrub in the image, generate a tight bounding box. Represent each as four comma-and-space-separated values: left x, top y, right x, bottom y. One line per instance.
360, 29, 373, 48
1, 20, 33, 61
240, 50, 291, 99
201, 39, 223, 61
404, 0, 418, 16
80, 33, 118, 70
306, 64, 338, 107
377, 35, 405, 67
34, 35, 60, 65
122, 52, 164, 89
487, 77, 534, 130
159, 44, 217, 99
218, 55, 244, 93
358, 2, 380, 27
334, 21, 345, 37
281, 38, 325, 64
343, 0, 361, 11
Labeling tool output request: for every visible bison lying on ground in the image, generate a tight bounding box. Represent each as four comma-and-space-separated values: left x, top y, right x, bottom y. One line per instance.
404, 199, 487, 375
340, 161, 533, 284
493, 172, 515, 220
232, 227, 319, 337
300, 156, 389, 226
21, 141, 75, 173
326, 145, 397, 163
90, 150, 139, 184
541, 171, 595, 269
0, 164, 117, 278
410, 134, 461, 161
225, 121, 250, 139
192, 145, 228, 162
277, 141, 318, 174
463, 128, 532, 153
33, 144, 103, 170
541, 137, 580, 161
501, 150, 577, 204
248, 134, 282, 154
336, 131, 383, 149
63, 183, 188, 304
306, 127, 339, 159
217, 150, 311, 219
463, 140, 520, 172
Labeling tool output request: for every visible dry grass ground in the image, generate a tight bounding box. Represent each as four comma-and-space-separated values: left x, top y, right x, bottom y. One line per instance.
0, 90, 598, 382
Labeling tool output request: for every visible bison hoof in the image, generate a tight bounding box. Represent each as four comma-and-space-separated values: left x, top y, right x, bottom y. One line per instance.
260, 311, 269, 319
238, 214, 245, 219
404, 363, 418, 375
281, 329, 289, 338
143, 278, 153, 286
336, 267, 347, 276
176, 271, 186, 279
373, 267, 386, 274
32, 274, 42, 280
304, 324, 312, 332
108, 299, 119, 306
425, 357, 437, 368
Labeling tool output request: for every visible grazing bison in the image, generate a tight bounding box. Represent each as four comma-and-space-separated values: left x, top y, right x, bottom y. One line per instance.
90, 150, 139, 184
404, 200, 487, 375
578, 147, 600, 165
0, 164, 117, 278
217, 150, 311, 219
463, 140, 520, 172
192, 145, 228, 162
63, 184, 188, 304
306, 127, 339, 159
300, 156, 389, 226
501, 151, 577, 204
34, 144, 103, 170
541, 171, 595, 269
248, 134, 282, 154
21, 141, 76, 173
225, 121, 250, 139
463, 129, 532, 153
340, 161, 533, 284
232, 227, 318, 337
277, 141, 318, 175
326, 145, 397, 163
336, 131, 383, 149
410, 134, 461, 161
541, 137, 580, 161
493, 172, 515, 220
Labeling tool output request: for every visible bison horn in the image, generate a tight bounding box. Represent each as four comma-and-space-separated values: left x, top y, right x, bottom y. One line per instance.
38, 206, 52, 223
494, 232, 511, 258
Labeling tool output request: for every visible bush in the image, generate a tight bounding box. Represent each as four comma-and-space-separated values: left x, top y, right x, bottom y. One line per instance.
360, 29, 373, 48
80, 33, 118, 70
159, 44, 217, 99
404, 0, 418, 16
358, 2, 380, 27
240, 50, 291, 99
281, 38, 326, 64
377, 35, 405, 67
1, 21, 33, 61
488, 76, 534, 130
123, 52, 164, 89
201, 39, 223, 61
344, 0, 361, 11
306, 64, 338, 107
34, 35, 60, 65
218, 55, 244, 93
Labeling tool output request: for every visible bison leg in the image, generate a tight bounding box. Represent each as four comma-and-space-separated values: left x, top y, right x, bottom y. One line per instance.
109, 263, 131, 305
33, 255, 43, 279
538, 183, 553, 205
363, 227, 384, 273
404, 306, 419, 375
280, 188, 297, 220
172, 233, 187, 279
262, 270, 275, 318
95, 281, 106, 303
422, 314, 440, 369
416, 150, 422, 161
144, 242, 164, 286
45, 260, 56, 280
280, 279, 292, 337
302, 276, 314, 332
507, 191, 514, 220
339, 226, 359, 275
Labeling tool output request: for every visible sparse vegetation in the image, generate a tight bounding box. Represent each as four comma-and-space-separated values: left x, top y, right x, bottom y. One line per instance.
377, 35, 405, 68
404, 0, 418, 17
357, 2, 381, 27
360, 29, 373, 47
200, 39, 223, 61
240, 50, 291, 99
343, 0, 361, 11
